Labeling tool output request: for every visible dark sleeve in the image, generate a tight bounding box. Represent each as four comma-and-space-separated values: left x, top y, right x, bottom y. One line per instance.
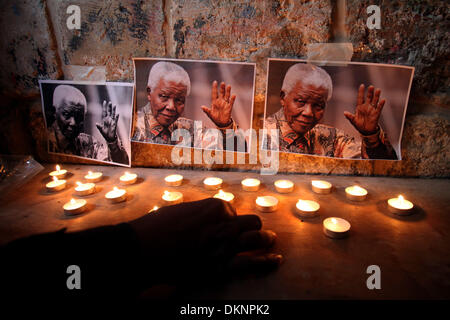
361, 128, 398, 160
107, 138, 130, 164
0, 223, 144, 303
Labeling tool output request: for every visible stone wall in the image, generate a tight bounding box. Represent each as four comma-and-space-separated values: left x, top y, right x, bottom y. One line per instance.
0, 0, 448, 177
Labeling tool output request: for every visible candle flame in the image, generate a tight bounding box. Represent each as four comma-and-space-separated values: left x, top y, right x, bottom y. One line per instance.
256, 197, 263, 201
164, 190, 170, 197
218, 189, 225, 196
76, 181, 82, 186
53, 176, 58, 182
331, 218, 338, 224
398, 195, 404, 201
88, 171, 93, 175
113, 187, 118, 191
125, 171, 130, 176
70, 198, 76, 204
56, 165, 60, 171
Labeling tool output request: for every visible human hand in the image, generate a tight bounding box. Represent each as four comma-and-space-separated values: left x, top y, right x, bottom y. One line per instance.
96, 100, 119, 143
201, 81, 236, 127
344, 84, 386, 135
129, 198, 281, 285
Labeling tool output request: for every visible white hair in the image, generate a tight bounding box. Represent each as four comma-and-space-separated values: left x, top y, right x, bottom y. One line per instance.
53, 85, 87, 113
281, 63, 333, 101
147, 61, 191, 95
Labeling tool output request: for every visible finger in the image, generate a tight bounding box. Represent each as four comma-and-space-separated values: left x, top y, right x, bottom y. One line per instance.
372, 88, 381, 107
108, 101, 112, 117
112, 104, 116, 119
201, 105, 212, 118
236, 230, 276, 252
343, 111, 355, 125
233, 214, 262, 233
219, 82, 225, 99
102, 101, 107, 118
377, 99, 386, 113
95, 123, 103, 134
366, 85, 374, 104
229, 95, 236, 109
211, 81, 218, 101
224, 85, 231, 102
228, 253, 283, 274
357, 84, 365, 105
115, 113, 119, 125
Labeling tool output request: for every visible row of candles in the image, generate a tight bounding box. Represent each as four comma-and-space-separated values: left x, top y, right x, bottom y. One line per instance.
47, 165, 415, 239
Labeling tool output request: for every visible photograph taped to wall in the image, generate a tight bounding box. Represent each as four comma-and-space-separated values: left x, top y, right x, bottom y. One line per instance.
264, 59, 414, 160
39, 80, 133, 167
132, 58, 256, 153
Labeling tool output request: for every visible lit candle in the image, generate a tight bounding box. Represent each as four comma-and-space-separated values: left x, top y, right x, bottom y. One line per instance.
46, 176, 66, 192
165, 174, 183, 186
274, 179, 294, 193
345, 185, 367, 201
296, 199, 320, 218
49, 165, 67, 179
256, 196, 278, 212
85, 171, 103, 183
387, 195, 414, 215
213, 189, 235, 203
241, 178, 260, 192
120, 172, 137, 185
148, 205, 159, 214
203, 177, 223, 190
311, 180, 332, 194
105, 187, 127, 203
74, 181, 95, 196
162, 190, 183, 205
63, 198, 87, 215
323, 217, 351, 239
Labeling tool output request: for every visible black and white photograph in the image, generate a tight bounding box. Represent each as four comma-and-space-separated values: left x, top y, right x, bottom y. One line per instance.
264, 59, 414, 160
39, 80, 133, 167
132, 58, 255, 152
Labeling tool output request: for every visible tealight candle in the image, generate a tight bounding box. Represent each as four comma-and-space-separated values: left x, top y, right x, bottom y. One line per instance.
274, 179, 294, 193
165, 174, 183, 186
256, 196, 278, 212
74, 181, 95, 196
85, 171, 103, 183
203, 177, 223, 190
105, 187, 127, 203
46, 176, 66, 192
295, 199, 320, 218
63, 198, 87, 215
345, 185, 368, 201
162, 190, 183, 205
120, 172, 137, 185
241, 178, 261, 192
388, 195, 414, 215
213, 189, 235, 203
311, 180, 332, 194
323, 217, 351, 239
49, 165, 67, 179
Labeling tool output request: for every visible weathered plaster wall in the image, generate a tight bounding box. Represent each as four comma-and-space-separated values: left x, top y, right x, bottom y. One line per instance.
0, 0, 448, 176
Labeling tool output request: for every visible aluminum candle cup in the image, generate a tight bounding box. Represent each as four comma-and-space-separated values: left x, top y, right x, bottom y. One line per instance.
165, 174, 183, 186
203, 177, 223, 190
345, 185, 368, 201
63, 198, 87, 215
46, 176, 66, 192
295, 200, 320, 218
241, 178, 261, 192
85, 171, 103, 183
311, 180, 332, 194
74, 182, 95, 196
256, 196, 278, 212
323, 217, 351, 239
162, 190, 183, 205
274, 180, 294, 193
49, 165, 67, 179
105, 187, 127, 203
120, 172, 137, 185
388, 195, 414, 215
213, 189, 235, 204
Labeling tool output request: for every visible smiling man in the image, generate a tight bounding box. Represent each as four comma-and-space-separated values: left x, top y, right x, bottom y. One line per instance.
47, 85, 129, 164
133, 61, 244, 150
264, 63, 397, 159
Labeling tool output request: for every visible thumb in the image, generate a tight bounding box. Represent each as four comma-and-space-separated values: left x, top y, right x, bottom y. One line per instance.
201, 105, 212, 118
343, 111, 355, 125
95, 123, 103, 133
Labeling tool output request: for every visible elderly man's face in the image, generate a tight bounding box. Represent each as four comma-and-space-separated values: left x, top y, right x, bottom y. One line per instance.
281, 81, 328, 135
148, 79, 187, 127
55, 99, 85, 140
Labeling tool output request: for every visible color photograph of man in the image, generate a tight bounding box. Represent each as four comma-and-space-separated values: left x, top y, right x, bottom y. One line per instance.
40, 82, 133, 166
132, 59, 255, 152
264, 60, 414, 160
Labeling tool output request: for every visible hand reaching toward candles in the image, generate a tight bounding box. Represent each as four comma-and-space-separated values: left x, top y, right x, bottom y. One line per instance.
201, 81, 236, 128
129, 198, 281, 285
